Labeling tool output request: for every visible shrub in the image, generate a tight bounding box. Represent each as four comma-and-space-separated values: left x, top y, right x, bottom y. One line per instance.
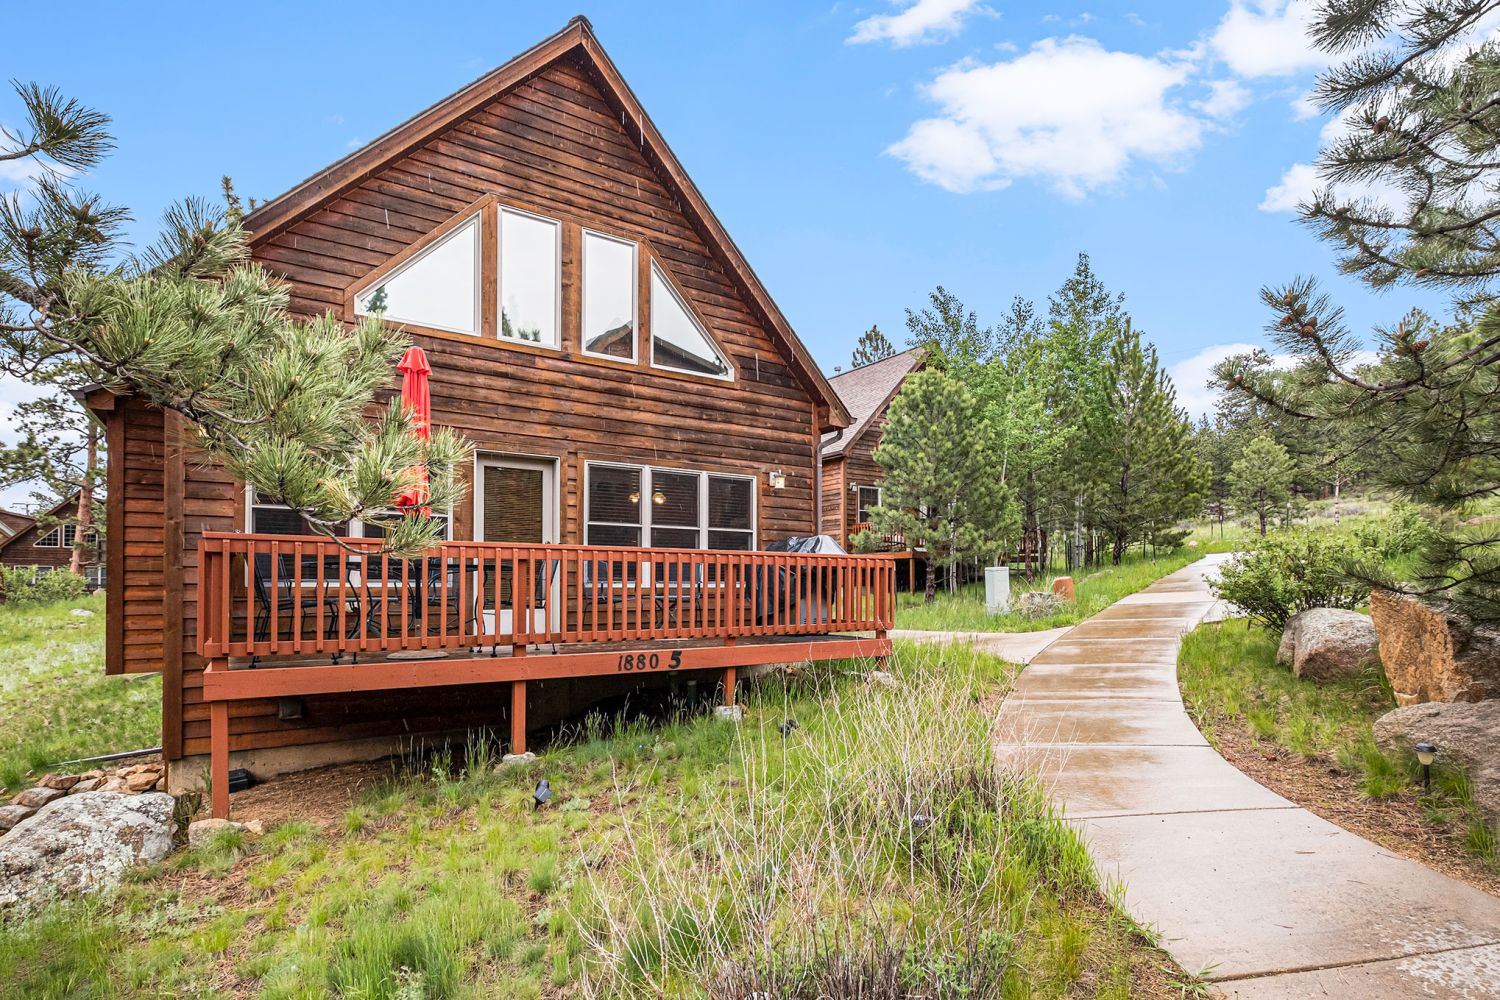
1211, 531, 1368, 631
1351, 502, 1433, 559
0, 565, 87, 607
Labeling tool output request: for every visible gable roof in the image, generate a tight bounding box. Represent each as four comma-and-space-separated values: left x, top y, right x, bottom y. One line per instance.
819, 348, 925, 460
0, 509, 35, 540
0, 491, 79, 555
241, 16, 850, 430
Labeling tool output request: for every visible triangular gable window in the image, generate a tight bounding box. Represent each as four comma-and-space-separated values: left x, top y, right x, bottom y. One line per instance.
650, 262, 730, 380
354, 215, 480, 335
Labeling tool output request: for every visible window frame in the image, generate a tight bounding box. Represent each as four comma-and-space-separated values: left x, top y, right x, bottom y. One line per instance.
857, 485, 882, 523
34, 523, 95, 548
648, 259, 733, 382
497, 206, 562, 350
583, 461, 756, 551
245, 488, 451, 541
580, 228, 639, 363
352, 210, 483, 337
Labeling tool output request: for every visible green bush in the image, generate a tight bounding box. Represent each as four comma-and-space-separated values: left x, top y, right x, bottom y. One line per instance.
0, 565, 87, 607
1211, 531, 1368, 631
1351, 502, 1433, 559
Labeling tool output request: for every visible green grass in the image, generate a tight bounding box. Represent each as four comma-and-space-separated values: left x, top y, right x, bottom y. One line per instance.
1178, 619, 1498, 869
0, 640, 1177, 998
0, 594, 160, 791
895, 542, 1234, 633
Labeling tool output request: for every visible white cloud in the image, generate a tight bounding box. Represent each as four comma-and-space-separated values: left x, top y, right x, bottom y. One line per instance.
1167, 342, 1259, 418
1197, 79, 1251, 119
1209, 0, 1326, 78
887, 36, 1205, 196
1259, 161, 1318, 212
848, 0, 992, 47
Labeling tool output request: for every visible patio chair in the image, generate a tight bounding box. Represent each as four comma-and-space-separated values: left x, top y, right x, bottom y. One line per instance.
251, 552, 351, 666
475, 556, 561, 655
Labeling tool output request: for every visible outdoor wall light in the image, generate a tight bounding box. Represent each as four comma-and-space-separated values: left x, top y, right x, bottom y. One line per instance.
628, 491, 641, 504
1414, 741, 1438, 791
652, 489, 667, 505
769, 470, 787, 490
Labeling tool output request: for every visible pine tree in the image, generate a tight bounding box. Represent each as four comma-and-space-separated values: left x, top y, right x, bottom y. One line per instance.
0, 84, 469, 556
866, 370, 1012, 603
850, 324, 894, 368
1230, 435, 1295, 536
1084, 323, 1206, 562
1216, 2, 1500, 619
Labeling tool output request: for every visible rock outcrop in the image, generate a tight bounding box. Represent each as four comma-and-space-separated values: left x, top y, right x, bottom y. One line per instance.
0, 791, 176, 916
1374, 701, 1500, 825
1279, 608, 1378, 683
1369, 590, 1500, 704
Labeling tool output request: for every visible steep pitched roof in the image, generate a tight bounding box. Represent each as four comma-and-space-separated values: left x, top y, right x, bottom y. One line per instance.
241, 16, 849, 429
0, 509, 35, 540
819, 348, 925, 459
0, 491, 78, 555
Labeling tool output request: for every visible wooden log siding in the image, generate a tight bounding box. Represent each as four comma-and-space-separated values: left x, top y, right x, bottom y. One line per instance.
101, 43, 850, 765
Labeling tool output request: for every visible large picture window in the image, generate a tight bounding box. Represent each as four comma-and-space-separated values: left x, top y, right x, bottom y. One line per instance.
499, 208, 560, 347
650, 262, 730, 379
248, 491, 449, 540
582, 230, 637, 360
354, 215, 480, 336
585, 464, 754, 550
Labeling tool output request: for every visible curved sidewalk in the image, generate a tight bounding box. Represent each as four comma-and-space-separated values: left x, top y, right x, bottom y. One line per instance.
994, 554, 1500, 999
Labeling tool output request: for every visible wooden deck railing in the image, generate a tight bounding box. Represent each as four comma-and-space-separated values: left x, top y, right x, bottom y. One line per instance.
197, 533, 897, 661
850, 522, 912, 553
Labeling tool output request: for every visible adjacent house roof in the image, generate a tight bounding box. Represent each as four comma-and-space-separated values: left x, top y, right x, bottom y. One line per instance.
241, 15, 850, 430
819, 348, 925, 460
0, 491, 80, 555
0, 509, 35, 540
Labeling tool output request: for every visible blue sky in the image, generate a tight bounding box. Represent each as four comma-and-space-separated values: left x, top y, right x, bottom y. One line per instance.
0, 1, 1462, 505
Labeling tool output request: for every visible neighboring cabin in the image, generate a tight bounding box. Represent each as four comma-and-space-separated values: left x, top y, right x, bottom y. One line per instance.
81, 17, 895, 810
0, 492, 103, 590
819, 348, 925, 587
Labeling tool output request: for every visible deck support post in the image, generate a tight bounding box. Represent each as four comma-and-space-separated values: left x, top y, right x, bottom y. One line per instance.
722, 666, 737, 707
210, 700, 230, 820
874, 628, 889, 671
510, 680, 527, 755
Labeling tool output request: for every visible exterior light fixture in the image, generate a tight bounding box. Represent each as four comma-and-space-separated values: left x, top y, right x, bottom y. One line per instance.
1414, 741, 1438, 791
769, 470, 787, 490
652, 490, 667, 505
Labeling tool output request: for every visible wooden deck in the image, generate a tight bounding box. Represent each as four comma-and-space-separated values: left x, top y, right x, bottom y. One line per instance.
197, 533, 896, 817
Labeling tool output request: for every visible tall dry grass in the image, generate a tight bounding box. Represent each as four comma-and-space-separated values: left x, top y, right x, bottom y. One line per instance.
576, 644, 1098, 998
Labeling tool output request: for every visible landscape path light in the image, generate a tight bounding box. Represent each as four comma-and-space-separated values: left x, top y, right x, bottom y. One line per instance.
1414, 741, 1438, 792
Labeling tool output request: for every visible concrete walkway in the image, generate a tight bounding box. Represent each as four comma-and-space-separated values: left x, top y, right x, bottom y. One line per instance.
988, 554, 1500, 999
889, 626, 1070, 665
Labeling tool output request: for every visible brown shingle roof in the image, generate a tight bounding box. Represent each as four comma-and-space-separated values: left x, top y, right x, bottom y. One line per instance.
819, 348, 924, 459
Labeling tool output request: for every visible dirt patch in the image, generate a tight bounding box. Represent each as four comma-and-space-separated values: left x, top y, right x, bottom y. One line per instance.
1207, 718, 1500, 899
210, 759, 398, 829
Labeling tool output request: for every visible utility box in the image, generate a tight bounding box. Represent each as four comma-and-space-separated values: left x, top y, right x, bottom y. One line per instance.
985, 566, 1011, 615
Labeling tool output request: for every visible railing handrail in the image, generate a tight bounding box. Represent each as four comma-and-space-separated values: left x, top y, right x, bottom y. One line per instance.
201, 531, 895, 559
197, 533, 897, 662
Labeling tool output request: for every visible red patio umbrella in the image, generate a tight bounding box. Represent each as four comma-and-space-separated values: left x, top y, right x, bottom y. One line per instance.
396, 346, 432, 516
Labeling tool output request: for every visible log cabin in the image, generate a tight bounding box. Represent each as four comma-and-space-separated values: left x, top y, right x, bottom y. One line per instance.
0, 492, 103, 591
819, 348, 926, 589
81, 17, 895, 817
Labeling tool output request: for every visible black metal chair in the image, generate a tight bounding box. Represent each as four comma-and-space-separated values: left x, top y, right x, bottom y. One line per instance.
477, 556, 561, 655
251, 552, 350, 665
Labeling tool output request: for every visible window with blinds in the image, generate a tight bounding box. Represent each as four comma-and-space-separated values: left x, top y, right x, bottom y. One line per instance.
585, 464, 755, 550
481, 465, 545, 544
